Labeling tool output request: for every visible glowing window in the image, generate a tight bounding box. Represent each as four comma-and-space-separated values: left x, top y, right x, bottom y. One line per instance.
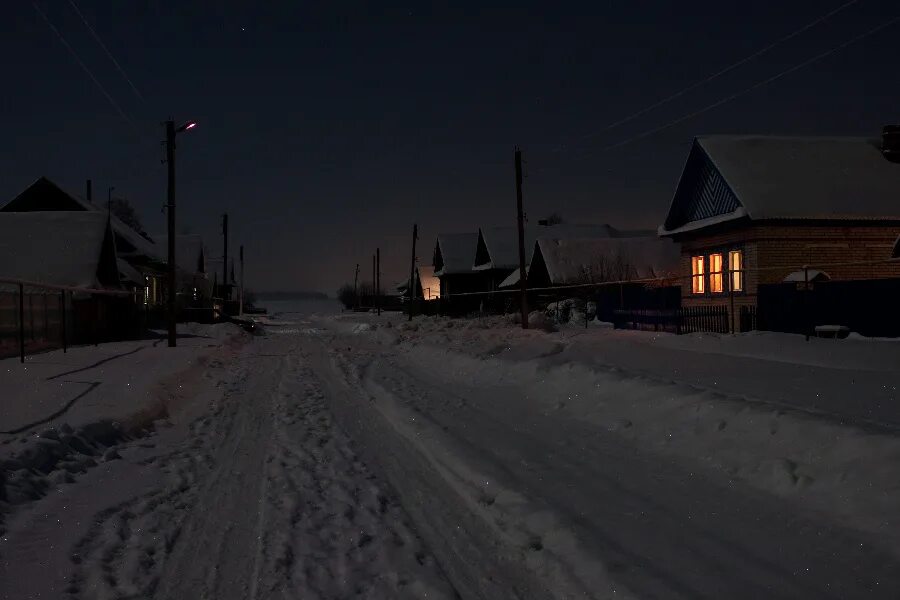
709, 253, 724, 293
691, 256, 705, 294
729, 250, 744, 292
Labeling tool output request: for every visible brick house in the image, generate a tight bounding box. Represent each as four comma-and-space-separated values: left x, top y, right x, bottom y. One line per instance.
658, 133, 900, 323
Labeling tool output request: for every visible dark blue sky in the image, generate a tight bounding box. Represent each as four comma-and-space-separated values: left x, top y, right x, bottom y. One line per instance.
3, 1, 898, 293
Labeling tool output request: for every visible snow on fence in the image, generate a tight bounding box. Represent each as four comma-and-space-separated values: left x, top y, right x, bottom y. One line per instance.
0, 278, 135, 363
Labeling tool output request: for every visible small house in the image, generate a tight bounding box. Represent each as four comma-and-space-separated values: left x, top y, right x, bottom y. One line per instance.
2, 177, 167, 304
0, 212, 135, 347
659, 133, 900, 325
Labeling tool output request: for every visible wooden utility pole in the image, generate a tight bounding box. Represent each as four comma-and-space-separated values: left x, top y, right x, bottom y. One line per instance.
353, 263, 360, 309
239, 245, 245, 316
376, 247, 381, 316
165, 120, 177, 347
372, 254, 376, 310
222, 213, 229, 300
408, 224, 418, 321
515, 147, 528, 329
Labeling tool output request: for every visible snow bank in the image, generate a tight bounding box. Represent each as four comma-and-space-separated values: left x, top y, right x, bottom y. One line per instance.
0, 323, 247, 533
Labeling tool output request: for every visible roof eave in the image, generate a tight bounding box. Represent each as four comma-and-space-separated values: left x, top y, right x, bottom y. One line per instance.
658, 207, 749, 237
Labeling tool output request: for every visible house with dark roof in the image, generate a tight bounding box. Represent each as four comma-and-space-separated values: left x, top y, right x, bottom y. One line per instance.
659, 132, 900, 321
432, 232, 486, 313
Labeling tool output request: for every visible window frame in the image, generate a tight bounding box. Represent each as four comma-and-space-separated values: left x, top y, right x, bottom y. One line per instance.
689, 246, 746, 297
690, 255, 705, 295
728, 249, 744, 293
709, 252, 725, 294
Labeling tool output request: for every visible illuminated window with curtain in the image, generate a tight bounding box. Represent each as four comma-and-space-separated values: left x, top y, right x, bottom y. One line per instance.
691, 256, 705, 294
709, 253, 724, 293
729, 250, 744, 292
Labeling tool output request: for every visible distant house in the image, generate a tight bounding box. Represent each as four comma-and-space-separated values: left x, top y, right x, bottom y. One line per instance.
1, 177, 166, 303
397, 265, 441, 301
432, 232, 481, 296
659, 134, 900, 321
155, 233, 212, 307
527, 236, 680, 288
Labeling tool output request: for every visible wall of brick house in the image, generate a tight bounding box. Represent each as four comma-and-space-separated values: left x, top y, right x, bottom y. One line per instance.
677, 223, 900, 303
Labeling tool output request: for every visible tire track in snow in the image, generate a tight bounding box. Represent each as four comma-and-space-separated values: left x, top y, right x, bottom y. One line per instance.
65, 333, 457, 600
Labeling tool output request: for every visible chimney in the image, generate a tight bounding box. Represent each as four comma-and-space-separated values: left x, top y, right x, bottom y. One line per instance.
883, 126, 900, 163
86, 179, 93, 203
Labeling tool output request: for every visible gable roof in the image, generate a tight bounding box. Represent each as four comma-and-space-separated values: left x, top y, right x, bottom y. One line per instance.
660, 136, 900, 236
0, 211, 121, 289
154, 234, 206, 274
2, 177, 163, 262
473, 227, 538, 271
433, 232, 478, 276
474, 224, 654, 271
530, 236, 680, 286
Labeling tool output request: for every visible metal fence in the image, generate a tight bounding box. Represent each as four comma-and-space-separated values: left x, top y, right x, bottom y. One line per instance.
0, 280, 138, 362
612, 306, 731, 334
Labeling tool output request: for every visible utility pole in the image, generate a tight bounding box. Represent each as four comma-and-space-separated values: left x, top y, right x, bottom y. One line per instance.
515, 147, 529, 330
222, 213, 229, 301
107, 186, 115, 217
376, 247, 381, 316
353, 263, 360, 309
408, 224, 418, 321
372, 254, 376, 310
166, 120, 177, 347
239, 245, 245, 316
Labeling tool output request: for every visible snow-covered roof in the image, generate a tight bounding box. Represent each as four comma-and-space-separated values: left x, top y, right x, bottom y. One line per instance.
783, 269, 830, 283
433, 232, 478, 276
117, 258, 144, 285
498, 264, 529, 289
2, 177, 163, 262
154, 234, 206, 274
532, 236, 680, 285
473, 227, 538, 271
661, 136, 900, 236
474, 224, 643, 271
0, 212, 119, 288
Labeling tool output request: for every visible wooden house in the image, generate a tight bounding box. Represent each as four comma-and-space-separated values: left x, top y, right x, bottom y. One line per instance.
527, 236, 679, 288
1, 177, 167, 305
0, 212, 136, 347
658, 134, 900, 322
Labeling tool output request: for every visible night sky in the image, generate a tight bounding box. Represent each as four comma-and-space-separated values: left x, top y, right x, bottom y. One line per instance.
3, 1, 898, 294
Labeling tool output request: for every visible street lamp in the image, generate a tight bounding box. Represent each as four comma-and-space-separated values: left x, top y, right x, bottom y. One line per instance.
165, 119, 197, 348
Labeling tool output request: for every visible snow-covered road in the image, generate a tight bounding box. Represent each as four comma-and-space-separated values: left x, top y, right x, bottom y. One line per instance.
302, 318, 900, 599
3, 310, 900, 599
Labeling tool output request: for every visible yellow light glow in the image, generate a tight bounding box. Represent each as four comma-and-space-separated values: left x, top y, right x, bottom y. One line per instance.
691, 256, 704, 294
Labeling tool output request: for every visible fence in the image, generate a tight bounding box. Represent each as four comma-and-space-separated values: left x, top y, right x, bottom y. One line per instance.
612, 306, 731, 334
756, 278, 900, 337
0, 279, 139, 362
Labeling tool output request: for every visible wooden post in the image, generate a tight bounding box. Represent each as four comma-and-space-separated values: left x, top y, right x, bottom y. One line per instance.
729, 274, 735, 334
353, 263, 360, 309
515, 147, 528, 329
408, 224, 418, 322
376, 248, 381, 316
60, 291, 67, 353
372, 254, 376, 310
803, 266, 810, 341
18, 283, 25, 363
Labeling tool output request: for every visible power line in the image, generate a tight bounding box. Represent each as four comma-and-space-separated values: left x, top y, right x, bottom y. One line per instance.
580, 0, 861, 140
66, 0, 146, 103
31, 0, 137, 131
590, 14, 900, 155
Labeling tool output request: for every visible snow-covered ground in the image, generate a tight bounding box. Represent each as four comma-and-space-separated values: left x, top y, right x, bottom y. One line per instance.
2, 304, 900, 598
